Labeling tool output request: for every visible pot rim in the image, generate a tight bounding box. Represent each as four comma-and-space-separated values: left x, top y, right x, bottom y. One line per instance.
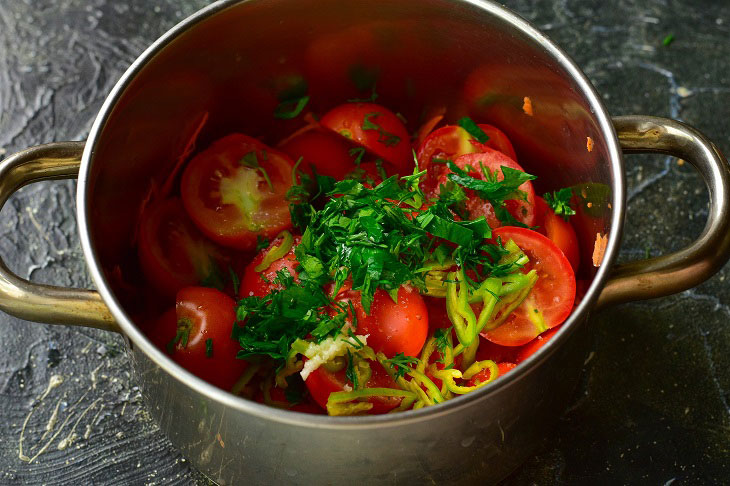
77, 0, 625, 428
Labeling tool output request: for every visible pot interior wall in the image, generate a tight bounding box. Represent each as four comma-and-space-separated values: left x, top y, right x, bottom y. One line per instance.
86, 0, 614, 321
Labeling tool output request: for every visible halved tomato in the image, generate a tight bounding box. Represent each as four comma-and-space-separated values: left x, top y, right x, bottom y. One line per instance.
320, 102, 412, 173
534, 196, 580, 273
138, 197, 228, 298
434, 149, 536, 228
482, 227, 575, 346
239, 234, 301, 298
181, 134, 294, 251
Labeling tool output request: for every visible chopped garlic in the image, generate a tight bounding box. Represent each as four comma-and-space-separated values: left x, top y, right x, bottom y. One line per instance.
299, 334, 368, 381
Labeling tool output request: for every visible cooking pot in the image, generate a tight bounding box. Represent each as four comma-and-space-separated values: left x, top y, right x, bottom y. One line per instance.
1, 0, 729, 484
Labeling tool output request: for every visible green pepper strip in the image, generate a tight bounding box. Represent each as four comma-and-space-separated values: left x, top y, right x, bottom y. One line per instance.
254, 230, 294, 272
446, 270, 478, 348
433, 366, 496, 395
327, 387, 418, 416
481, 270, 538, 332
461, 359, 499, 381
230, 363, 261, 396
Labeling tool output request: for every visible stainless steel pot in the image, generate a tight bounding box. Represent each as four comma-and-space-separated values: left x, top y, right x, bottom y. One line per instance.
2, 1, 729, 484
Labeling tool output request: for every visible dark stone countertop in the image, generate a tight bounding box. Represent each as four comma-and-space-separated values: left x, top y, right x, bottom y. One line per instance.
0, 1, 728, 484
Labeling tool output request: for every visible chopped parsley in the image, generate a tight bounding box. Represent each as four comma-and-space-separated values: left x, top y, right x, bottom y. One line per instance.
457, 117, 490, 144
662, 34, 675, 46
544, 188, 576, 220
228, 266, 240, 295
385, 353, 419, 380
255, 235, 270, 253
205, 338, 213, 357
345, 350, 359, 389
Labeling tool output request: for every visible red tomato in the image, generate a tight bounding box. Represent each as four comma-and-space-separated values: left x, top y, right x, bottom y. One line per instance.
149, 287, 247, 390
254, 385, 323, 414
424, 296, 452, 330
181, 134, 294, 251
305, 359, 402, 414
278, 126, 358, 180
239, 234, 301, 298
341, 286, 428, 358
534, 196, 580, 273
515, 326, 561, 363
320, 103, 412, 173
482, 227, 575, 346
417, 124, 518, 195
138, 197, 228, 298
465, 362, 517, 387
435, 149, 536, 228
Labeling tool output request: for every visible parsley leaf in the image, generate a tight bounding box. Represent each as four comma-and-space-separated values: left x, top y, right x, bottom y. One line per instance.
274, 95, 310, 120
255, 235, 270, 252
457, 117, 490, 144
228, 266, 240, 295
544, 188, 576, 221
205, 338, 213, 358
345, 350, 359, 389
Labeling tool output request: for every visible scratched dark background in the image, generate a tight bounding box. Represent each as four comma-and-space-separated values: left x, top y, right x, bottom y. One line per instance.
0, 0, 728, 484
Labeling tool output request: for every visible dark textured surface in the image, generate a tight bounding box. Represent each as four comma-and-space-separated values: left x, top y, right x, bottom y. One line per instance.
0, 0, 728, 484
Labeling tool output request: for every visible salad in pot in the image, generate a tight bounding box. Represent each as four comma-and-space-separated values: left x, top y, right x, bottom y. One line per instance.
138, 97, 582, 416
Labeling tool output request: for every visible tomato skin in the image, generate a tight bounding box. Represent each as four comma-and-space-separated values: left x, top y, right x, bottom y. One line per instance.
239, 235, 301, 298
342, 286, 429, 358
320, 103, 412, 173
515, 326, 561, 363
138, 197, 228, 298
482, 227, 575, 347
534, 196, 580, 273
181, 134, 294, 251
435, 149, 536, 228
149, 287, 247, 391
305, 359, 402, 414
279, 127, 358, 180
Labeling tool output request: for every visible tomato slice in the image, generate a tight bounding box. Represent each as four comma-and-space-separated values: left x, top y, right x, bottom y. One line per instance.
482, 227, 575, 346
534, 196, 580, 273
278, 126, 358, 180
305, 359, 402, 414
138, 197, 228, 298
465, 362, 517, 387
148, 287, 248, 391
340, 286, 429, 358
181, 134, 294, 251
515, 326, 561, 363
434, 149, 536, 228
417, 124, 518, 195
320, 102, 412, 174
239, 234, 301, 298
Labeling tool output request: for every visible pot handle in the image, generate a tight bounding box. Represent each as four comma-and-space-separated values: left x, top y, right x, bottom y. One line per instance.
596, 115, 730, 308
0, 142, 119, 332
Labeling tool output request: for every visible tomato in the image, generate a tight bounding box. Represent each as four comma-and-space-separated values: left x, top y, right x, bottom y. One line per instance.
515, 326, 561, 363
434, 149, 536, 228
138, 197, 228, 298
341, 286, 428, 358
320, 103, 412, 173
305, 359, 402, 414
239, 234, 301, 298
482, 227, 575, 347
149, 287, 247, 390
181, 134, 294, 251
279, 126, 358, 180
465, 362, 517, 387
417, 124, 518, 195
254, 384, 323, 414
534, 196, 580, 273
424, 296, 452, 330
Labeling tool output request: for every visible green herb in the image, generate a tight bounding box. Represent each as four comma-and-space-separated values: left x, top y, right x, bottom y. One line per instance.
544, 188, 576, 221
255, 235, 270, 252
362, 113, 401, 147
662, 34, 675, 46
349, 147, 366, 166
274, 95, 310, 120
239, 151, 273, 190
385, 352, 419, 380
457, 117, 490, 144
167, 318, 193, 354
447, 161, 536, 227
205, 338, 213, 357
345, 350, 359, 389
434, 327, 451, 353
228, 266, 240, 295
